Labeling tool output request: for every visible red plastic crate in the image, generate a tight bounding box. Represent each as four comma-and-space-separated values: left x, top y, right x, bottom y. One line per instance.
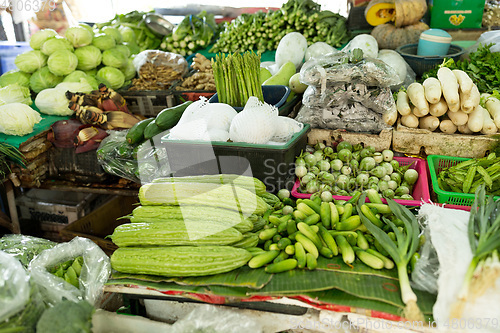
291, 156, 431, 206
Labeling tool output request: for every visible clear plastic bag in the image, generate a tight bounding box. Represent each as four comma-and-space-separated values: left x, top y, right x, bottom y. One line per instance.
28, 237, 111, 307
132, 50, 189, 77
296, 52, 398, 133
97, 130, 140, 183
170, 304, 263, 333
411, 226, 439, 294
0, 251, 30, 323
0, 235, 56, 269
466, 30, 500, 54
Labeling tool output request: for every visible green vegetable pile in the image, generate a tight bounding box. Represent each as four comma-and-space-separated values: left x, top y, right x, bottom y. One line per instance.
294, 142, 419, 201
0, 235, 55, 268
95, 11, 162, 53
422, 44, 500, 93
212, 51, 264, 107
49, 256, 84, 288
210, 0, 349, 53
437, 153, 500, 196
161, 11, 220, 56
249, 189, 424, 321
36, 300, 94, 333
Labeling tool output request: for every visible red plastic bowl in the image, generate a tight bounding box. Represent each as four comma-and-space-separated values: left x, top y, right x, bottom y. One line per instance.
291, 156, 432, 206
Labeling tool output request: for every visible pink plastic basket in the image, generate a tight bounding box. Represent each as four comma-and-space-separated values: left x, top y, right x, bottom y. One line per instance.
291, 156, 431, 206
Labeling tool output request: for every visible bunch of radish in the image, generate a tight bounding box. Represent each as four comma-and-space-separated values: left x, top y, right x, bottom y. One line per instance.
396, 67, 499, 135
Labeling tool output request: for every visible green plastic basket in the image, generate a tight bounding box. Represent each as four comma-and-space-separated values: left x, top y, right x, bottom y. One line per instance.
427, 155, 500, 206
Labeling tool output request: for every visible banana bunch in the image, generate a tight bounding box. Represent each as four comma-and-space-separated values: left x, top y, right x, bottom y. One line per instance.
49, 256, 84, 288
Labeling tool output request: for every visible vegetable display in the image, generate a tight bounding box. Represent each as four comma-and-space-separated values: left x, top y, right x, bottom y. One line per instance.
210, 0, 349, 54
396, 68, 499, 134
294, 142, 419, 200
161, 11, 220, 56
436, 153, 500, 196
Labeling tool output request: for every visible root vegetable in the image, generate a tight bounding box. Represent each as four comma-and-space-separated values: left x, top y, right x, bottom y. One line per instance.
429, 98, 448, 117
401, 113, 419, 128
419, 115, 440, 131
422, 77, 442, 104
396, 90, 411, 116
437, 67, 460, 106
457, 124, 473, 134
383, 104, 398, 126
411, 105, 428, 117
485, 96, 500, 128
460, 84, 480, 114
407, 82, 429, 115
447, 110, 468, 126
467, 104, 485, 133
452, 69, 473, 95
481, 107, 498, 134
448, 102, 460, 113
439, 119, 457, 134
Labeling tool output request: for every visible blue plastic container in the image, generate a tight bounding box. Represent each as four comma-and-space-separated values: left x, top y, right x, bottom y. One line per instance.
417, 29, 452, 56
208, 85, 291, 111
0, 42, 31, 75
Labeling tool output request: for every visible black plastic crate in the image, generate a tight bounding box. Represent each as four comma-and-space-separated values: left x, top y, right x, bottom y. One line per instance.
157, 124, 310, 193
48, 147, 109, 183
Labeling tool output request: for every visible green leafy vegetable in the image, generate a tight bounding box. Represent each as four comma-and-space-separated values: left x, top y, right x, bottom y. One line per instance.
29, 29, 57, 50
0, 84, 32, 106
65, 26, 93, 48
47, 50, 78, 76
74, 45, 102, 71
14, 50, 47, 74
0, 70, 31, 88
40, 36, 74, 56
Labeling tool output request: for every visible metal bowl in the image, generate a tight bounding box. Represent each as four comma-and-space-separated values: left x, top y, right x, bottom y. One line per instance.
145, 14, 175, 36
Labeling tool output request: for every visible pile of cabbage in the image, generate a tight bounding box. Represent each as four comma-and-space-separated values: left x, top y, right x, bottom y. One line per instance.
1, 25, 138, 95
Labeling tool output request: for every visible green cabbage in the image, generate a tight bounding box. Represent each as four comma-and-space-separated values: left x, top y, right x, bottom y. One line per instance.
115, 44, 131, 58
92, 34, 116, 51
96, 66, 125, 90
40, 36, 74, 56
63, 70, 87, 83
102, 48, 127, 68
29, 67, 63, 93
56, 80, 93, 94
119, 26, 136, 44
14, 50, 47, 73
74, 45, 102, 71
0, 84, 32, 105
0, 103, 42, 136
121, 59, 136, 80
65, 26, 93, 48
34, 87, 73, 116
47, 50, 78, 76
79, 23, 95, 37
29, 29, 57, 50
102, 26, 123, 44
84, 68, 97, 77
0, 70, 31, 87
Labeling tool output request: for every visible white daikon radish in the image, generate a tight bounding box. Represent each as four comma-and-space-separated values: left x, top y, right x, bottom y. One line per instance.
448, 102, 460, 113
429, 98, 448, 117
457, 124, 473, 134
419, 115, 440, 131
460, 84, 480, 113
422, 77, 442, 104
447, 110, 468, 126
452, 69, 474, 95
437, 67, 460, 106
467, 104, 485, 132
407, 82, 429, 115
401, 113, 419, 128
412, 104, 428, 117
396, 90, 411, 116
481, 107, 498, 134
383, 104, 398, 126
485, 95, 500, 128
439, 119, 457, 134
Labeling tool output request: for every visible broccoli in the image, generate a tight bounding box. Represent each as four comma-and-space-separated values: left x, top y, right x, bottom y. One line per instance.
36, 300, 94, 333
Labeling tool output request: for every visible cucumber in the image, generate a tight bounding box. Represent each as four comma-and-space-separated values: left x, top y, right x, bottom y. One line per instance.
126, 118, 154, 145
143, 121, 164, 140
155, 101, 193, 130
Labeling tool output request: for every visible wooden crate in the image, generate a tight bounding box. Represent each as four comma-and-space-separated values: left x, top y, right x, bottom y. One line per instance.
307, 128, 393, 151
392, 123, 497, 158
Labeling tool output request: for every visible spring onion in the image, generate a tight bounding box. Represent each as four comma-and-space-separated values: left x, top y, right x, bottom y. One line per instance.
450, 185, 500, 319
357, 193, 424, 322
